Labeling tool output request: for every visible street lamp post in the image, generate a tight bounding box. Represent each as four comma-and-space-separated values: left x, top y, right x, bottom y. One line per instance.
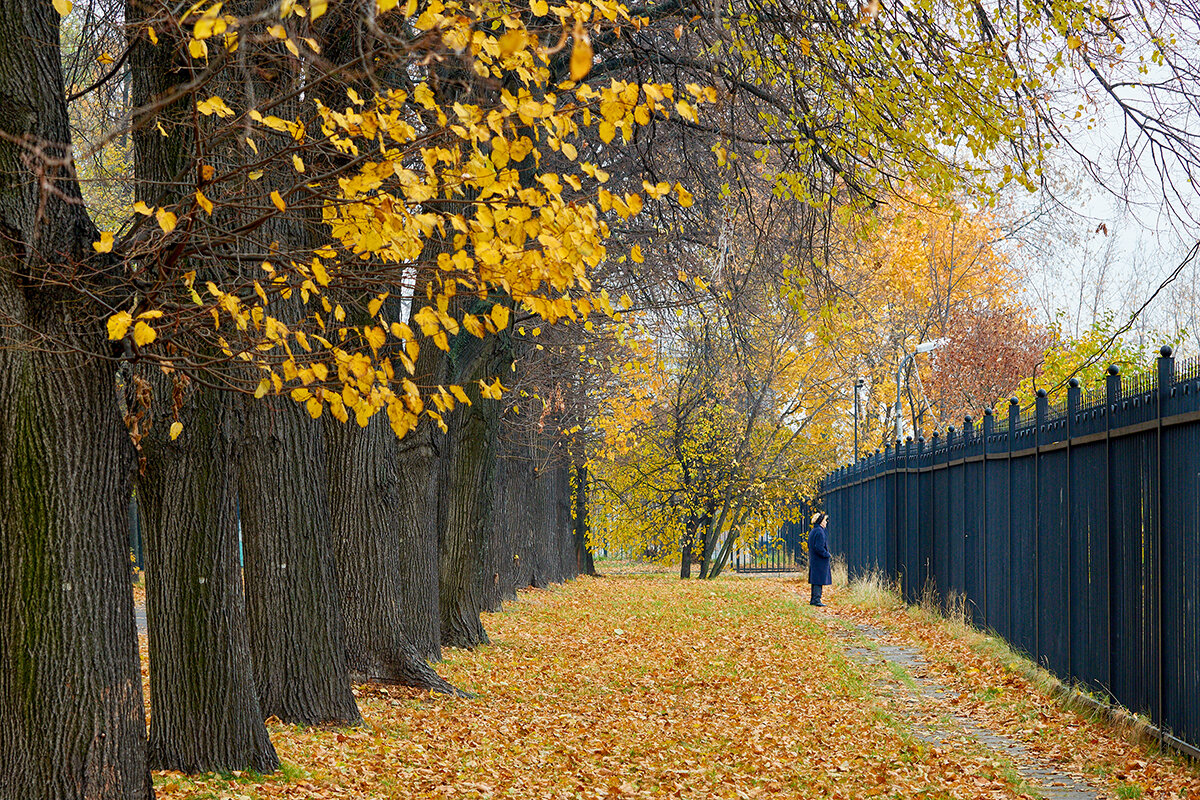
894, 339, 947, 442
853, 378, 864, 463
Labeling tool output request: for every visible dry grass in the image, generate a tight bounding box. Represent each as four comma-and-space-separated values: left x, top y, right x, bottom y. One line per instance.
842, 568, 904, 609
830, 554, 848, 587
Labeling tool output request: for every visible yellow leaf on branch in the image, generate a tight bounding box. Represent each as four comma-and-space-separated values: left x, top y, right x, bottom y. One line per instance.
155, 208, 177, 233
107, 312, 133, 341
132, 322, 157, 347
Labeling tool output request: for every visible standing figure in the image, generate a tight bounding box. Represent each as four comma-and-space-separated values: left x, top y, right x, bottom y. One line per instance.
808, 512, 831, 607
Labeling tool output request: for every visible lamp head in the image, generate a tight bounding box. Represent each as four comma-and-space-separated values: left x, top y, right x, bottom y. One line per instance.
914, 337, 949, 354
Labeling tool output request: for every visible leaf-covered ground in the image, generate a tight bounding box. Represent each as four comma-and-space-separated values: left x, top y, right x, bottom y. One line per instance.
147, 574, 1200, 799
824, 594, 1200, 799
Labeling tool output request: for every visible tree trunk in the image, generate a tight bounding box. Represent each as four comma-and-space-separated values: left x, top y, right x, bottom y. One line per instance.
139, 383, 279, 773
238, 395, 362, 724
697, 507, 715, 579
483, 423, 526, 609
706, 496, 748, 580
325, 415, 459, 692
527, 441, 554, 589
438, 335, 504, 649
555, 458, 575, 583
124, 0, 313, 755
680, 518, 695, 579
0, 319, 151, 800
0, 3, 151, 796
504, 431, 538, 592
396, 418, 444, 662
573, 461, 596, 577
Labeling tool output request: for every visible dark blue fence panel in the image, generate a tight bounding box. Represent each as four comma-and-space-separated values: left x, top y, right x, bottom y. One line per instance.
918, 464, 933, 598
1162, 420, 1200, 745
1037, 446, 1070, 677
1069, 439, 1109, 693
985, 454, 1010, 639
817, 349, 1200, 754
949, 456, 966, 602
1009, 453, 1038, 660
1109, 429, 1157, 719
906, 462, 920, 601
885, 468, 898, 578
963, 455, 983, 617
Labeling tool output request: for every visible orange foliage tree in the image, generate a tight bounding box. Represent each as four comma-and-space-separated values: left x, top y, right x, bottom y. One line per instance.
826, 189, 1047, 446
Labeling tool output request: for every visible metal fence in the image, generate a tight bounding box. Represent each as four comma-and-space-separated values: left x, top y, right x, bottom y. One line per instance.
818, 347, 1200, 753
731, 519, 808, 573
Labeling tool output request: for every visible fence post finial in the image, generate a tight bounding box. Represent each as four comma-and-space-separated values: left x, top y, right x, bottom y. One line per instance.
1035, 389, 1048, 446
1067, 377, 1080, 438
1008, 396, 1019, 452
1158, 345, 1175, 395
1106, 365, 1121, 425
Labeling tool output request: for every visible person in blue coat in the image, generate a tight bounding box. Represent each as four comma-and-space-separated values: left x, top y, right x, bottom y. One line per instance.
808, 512, 831, 607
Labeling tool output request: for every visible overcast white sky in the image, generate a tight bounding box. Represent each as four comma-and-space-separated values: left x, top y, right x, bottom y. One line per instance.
986, 25, 1200, 356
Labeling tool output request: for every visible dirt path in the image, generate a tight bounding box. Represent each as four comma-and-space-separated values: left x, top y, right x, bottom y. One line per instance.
821, 610, 1104, 799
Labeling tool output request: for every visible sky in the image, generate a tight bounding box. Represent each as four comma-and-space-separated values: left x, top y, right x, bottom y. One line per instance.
989, 20, 1200, 357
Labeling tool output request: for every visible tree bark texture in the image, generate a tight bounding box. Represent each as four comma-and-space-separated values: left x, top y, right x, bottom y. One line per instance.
0, 2, 151, 796
239, 394, 362, 724
395, 419, 444, 661
325, 416, 459, 693
483, 424, 529, 609
554, 458, 576, 583
679, 519, 695, 579
185, 0, 363, 725
438, 335, 505, 649
526, 447, 555, 589
138, 384, 278, 773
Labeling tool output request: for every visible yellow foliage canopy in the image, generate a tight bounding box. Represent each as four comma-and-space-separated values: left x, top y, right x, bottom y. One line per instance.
101, 0, 709, 439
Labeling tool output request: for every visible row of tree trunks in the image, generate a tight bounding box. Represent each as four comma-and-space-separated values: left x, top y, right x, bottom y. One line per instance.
326, 416, 458, 693
139, 387, 279, 772
432, 329, 595, 648
480, 414, 589, 610
574, 462, 596, 577
0, 3, 596, 790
